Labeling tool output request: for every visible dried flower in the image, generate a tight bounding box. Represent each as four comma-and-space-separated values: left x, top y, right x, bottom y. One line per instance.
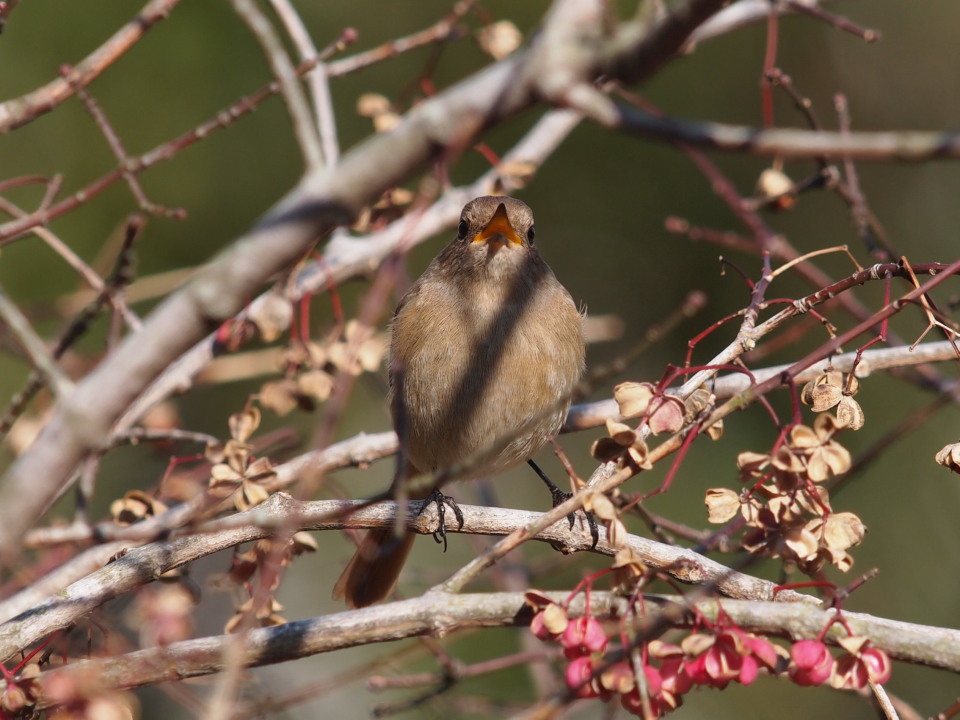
705, 487, 741, 523
790, 418, 851, 482
476, 20, 522, 60
208, 404, 276, 510
327, 320, 387, 376
110, 490, 168, 526
224, 597, 286, 634
1, 663, 41, 713
357, 93, 391, 117
259, 378, 303, 416
801, 370, 864, 430
647, 395, 685, 435
935, 440, 960, 473
614, 382, 655, 419
834, 396, 865, 430
600, 662, 636, 694
591, 418, 651, 467
134, 585, 195, 647
757, 167, 797, 210
526, 592, 568, 640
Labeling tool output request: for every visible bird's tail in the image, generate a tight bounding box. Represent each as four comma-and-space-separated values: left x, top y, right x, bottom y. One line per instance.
332, 526, 416, 608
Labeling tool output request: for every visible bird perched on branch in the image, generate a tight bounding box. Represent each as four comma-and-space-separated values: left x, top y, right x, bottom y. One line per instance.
333, 195, 585, 608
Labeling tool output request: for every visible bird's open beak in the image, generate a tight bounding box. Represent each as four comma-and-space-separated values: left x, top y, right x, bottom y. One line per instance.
472, 203, 522, 247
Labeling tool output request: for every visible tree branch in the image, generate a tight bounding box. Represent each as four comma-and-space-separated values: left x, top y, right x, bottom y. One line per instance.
22, 591, 960, 704
0, 0, 182, 133
0, 491, 813, 663
580, 100, 960, 161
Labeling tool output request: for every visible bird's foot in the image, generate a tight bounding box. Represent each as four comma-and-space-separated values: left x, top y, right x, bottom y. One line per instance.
418, 488, 464, 552
528, 460, 599, 549
549, 486, 600, 549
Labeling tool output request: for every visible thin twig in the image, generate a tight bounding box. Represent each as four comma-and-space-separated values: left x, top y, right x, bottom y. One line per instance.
0, 216, 145, 436
782, 0, 879, 42
834, 93, 878, 256
869, 680, 900, 720
0, 285, 73, 399
267, 0, 340, 166
0, 0, 183, 133
61, 65, 183, 218
325, 0, 474, 78
231, 0, 324, 172
0, 197, 142, 330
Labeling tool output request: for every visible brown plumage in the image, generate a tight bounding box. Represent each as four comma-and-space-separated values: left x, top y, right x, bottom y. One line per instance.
333, 196, 585, 608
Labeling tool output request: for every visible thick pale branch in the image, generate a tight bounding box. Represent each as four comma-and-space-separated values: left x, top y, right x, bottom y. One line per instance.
24, 592, 606, 703
589, 102, 960, 161
565, 338, 960, 431
0, 492, 810, 662
0, 541, 128, 628
23, 592, 960, 703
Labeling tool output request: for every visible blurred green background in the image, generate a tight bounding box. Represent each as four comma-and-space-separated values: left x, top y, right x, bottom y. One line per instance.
1, 1, 959, 718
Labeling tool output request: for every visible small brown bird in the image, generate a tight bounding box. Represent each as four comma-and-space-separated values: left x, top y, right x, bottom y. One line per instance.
333, 196, 585, 608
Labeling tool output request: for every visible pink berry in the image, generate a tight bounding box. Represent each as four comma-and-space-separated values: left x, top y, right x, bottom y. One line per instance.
789, 639, 833, 687
565, 656, 600, 699
861, 647, 892, 685
562, 616, 608, 658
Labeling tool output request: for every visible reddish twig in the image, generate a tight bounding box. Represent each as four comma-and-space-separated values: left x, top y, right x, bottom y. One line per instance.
0, 0, 183, 134
782, 0, 880, 42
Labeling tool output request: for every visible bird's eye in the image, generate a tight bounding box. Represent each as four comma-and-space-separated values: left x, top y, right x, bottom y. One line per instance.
457, 220, 469, 238
527, 226, 536, 244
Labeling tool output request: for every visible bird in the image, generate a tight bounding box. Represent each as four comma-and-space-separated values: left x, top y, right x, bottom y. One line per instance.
333, 195, 585, 608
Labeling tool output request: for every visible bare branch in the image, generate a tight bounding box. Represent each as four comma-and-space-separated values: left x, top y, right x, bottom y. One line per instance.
267, 0, 340, 166
578, 100, 960, 161
0, 0, 182, 133
0, 285, 73, 399
688, 0, 878, 47
22, 591, 960, 702
231, 0, 324, 172
0, 491, 810, 663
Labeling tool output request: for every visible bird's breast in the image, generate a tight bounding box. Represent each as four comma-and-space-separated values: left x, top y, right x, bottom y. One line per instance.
390, 275, 584, 478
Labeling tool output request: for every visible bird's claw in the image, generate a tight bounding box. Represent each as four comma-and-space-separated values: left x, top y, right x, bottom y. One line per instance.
550, 487, 600, 549
418, 488, 464, 552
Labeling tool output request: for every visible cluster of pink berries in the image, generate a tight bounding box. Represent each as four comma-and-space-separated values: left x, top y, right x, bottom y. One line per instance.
790, 636, 891, 689
527, 594, 891, 718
